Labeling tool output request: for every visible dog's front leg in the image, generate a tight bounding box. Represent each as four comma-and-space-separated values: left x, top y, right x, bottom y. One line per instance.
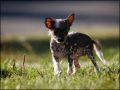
52, 55, 61, 75
67, 55, 74, 75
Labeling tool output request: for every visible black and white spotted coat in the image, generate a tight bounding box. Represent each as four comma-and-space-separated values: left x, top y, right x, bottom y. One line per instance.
50, 32, 94, 60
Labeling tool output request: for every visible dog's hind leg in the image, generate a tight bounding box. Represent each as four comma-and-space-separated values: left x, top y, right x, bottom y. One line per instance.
73, 56, 80, 71
87, 50, 100, 72
74, 58, 80, 69
72, 58, 80, 74
67, 54, 80, 74
67, 54, 74, 75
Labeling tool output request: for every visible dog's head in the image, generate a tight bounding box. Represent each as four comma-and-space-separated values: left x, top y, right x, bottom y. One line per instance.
44, 13, 75, 43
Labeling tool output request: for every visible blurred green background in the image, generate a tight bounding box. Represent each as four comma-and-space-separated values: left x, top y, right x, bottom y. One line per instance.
1, 1, 119, 59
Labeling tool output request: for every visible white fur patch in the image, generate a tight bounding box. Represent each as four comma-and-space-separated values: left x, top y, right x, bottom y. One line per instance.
68, 31, 75, 35
52, 55, 61, 75
48, 30, 53, 36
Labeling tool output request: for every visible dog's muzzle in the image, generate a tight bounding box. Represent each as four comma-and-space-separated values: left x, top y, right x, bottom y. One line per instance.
55, 36, 67, 44
57, 37, 64, 43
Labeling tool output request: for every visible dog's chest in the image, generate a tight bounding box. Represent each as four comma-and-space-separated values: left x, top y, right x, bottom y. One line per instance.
50, 41, 66, 58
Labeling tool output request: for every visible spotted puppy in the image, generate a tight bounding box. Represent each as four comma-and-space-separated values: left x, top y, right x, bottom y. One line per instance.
44, 13, 107, 75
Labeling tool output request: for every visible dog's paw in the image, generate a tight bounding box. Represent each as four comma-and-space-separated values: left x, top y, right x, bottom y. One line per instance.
54, 71, 61, 76
67, 68, 74, 75
103, 60, 109, 65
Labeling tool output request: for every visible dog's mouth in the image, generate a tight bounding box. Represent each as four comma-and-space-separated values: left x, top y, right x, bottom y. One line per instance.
58, 39, 64, 43
58, 36, 68, 44
53, 36, 67, 44
56, 40, 65, 44
54, 38, 65, 44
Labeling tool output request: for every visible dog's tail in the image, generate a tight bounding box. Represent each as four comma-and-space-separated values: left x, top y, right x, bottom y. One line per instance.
92, 40, 108, 65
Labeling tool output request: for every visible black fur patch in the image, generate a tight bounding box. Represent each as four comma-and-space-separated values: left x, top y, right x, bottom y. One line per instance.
50, 32, 94, 59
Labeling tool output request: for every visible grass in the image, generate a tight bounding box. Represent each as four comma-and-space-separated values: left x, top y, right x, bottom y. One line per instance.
0, 57, 119, 89
1, 34, 119, 89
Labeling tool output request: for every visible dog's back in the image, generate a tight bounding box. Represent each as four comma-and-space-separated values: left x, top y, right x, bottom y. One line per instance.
67, 32, 93, 47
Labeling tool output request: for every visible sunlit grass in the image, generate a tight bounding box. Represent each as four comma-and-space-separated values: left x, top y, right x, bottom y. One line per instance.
1, 28, 119, 89
1, 52, 119, 89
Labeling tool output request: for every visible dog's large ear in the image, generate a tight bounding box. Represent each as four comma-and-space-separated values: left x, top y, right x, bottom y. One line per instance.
66, 13, 75, 26
44, 17, 55, 29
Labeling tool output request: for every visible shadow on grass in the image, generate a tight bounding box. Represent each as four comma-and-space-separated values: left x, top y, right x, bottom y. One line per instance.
0, 69, 11, 78
1, 37, 119, 54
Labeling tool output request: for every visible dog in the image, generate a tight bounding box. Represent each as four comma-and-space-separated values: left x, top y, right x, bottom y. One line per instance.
44, 13, 107, 75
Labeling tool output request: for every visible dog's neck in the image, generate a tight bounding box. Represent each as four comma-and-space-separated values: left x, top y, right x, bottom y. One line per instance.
50, 38, 65, 45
